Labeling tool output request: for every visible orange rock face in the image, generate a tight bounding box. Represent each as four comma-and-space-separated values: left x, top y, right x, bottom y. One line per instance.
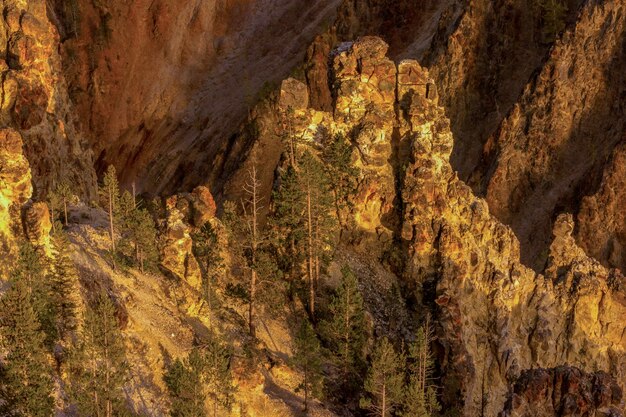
50, 0, 342, 194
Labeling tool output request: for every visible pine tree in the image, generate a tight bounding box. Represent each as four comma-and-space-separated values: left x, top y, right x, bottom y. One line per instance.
192, 222, 223, 327
200, 332, 235, 417
292, 320, 324, 413
164, 350, 207, 417
321, 133, 359, 226
48, 230, 80, 343
0, 278, 54, 417
11, 243, 57, 349
320, 265, 366, 380
69, 292, 128, 417
99, 165, 120, 260
126, 206, 159, 272
361, 337, 404, 417
403, 317, 440, 417
299, 151, 337, 320
270, 165, 306, 292
49, 180, 73, 227
165, 333, 235, 417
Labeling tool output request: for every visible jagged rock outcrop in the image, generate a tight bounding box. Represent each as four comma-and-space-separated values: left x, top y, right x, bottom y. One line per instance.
472, 0, 626, 269
577, 140, 626, 273
400, 60, 626, 415
500, 367, 624, 417
0, 0, 96, 199
0, 128, 32, 275
249, 36, 625, 414
425, 0, 584, 182
160, 186, 216, 290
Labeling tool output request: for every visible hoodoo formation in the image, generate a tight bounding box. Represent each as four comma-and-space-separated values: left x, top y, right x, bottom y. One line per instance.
0, 0, 624, 416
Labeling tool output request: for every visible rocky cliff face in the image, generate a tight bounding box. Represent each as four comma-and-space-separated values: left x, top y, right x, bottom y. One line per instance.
1, 0, 96, 199
260, 36, 626, 415
47, 0, 341, 194
2, 0, 626, 415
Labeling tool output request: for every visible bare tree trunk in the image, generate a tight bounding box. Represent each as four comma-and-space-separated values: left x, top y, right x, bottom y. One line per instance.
306, 179, 314, 320
245, 164, 261, 337
108, 188, 116, 270
63, 198, 68, 226
381, 383, 386, 417
206, 261, 212, 328
104, 311, 112, 417
132, 181, 136, 208
50, 205, 56, 233
344, 287, 350, 375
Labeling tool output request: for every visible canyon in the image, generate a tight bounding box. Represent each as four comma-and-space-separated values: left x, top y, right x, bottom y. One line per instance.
0, 0, 625, 415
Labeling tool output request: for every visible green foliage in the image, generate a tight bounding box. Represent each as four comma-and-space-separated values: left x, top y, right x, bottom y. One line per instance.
269, 165, 306, 283
164, 353, 206, 417
98, 166, 159, 271
165, 332, 235, 417
48, 180, 73, 227
360, 337, 405, 417
291, 319, 324, 412
48, 230, 80, 343
321, 133, 360, 224
0, 277, 54, 417
403, 319, 440, 417
124, 205, 159, 271
68, 292, 129, 417
319, 265, 366, 382
10, 243, 57, 349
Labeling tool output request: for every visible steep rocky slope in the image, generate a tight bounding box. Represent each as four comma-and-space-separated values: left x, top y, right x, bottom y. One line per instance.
246, 37, 626, 415
477, 0, 626, 269
48, 0, 341, 193
1, 0, 626, 415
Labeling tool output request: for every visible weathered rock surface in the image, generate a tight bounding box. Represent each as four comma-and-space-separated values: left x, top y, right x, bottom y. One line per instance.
0, 0, 96, 199
472, 0, 626, 269
577, 140, 626, 274
160, 186, 217, 290
400, 62, 626, 416
500, 367, 624, 417
48, 0, 341, 194
0, 128, 32, 275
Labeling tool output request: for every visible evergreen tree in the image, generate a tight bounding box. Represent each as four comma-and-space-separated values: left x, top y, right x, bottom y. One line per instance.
11, 243, 57, 349
361, 337, 404, 417
164, 350, 207, 417
49, 180, 73, 227
69, 292, 128, 417
321, 133, 359, 226
292, 320, 324, 413
125, 206, 159, 272
270, 165, 306, 292
320, 265, 366, 380
48, 230, 80, 343
299, 151, 337, 320
192, 222, 223, 327
99, 165, 120, 259
199, 332, 236, 417
165, 332, 234, 417
0, 278, 54, 417
403, 317, 441, 417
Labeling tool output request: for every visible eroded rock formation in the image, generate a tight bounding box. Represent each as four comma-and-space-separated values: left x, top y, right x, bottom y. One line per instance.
257, 36, 626, 415
500, 367, 624, 417
0, 0, 96, 199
